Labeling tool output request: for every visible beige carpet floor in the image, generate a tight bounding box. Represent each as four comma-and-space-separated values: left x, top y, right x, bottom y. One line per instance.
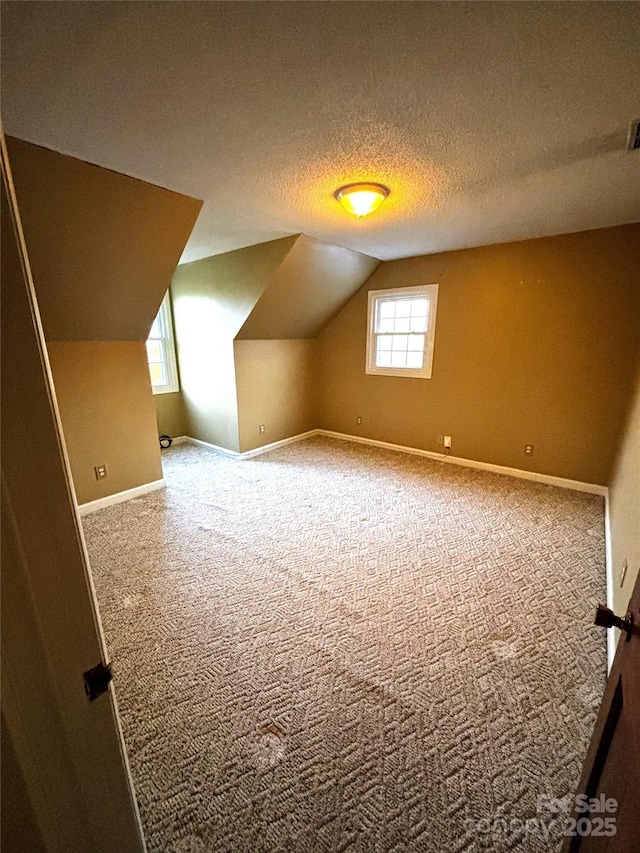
83, 436, 606, 853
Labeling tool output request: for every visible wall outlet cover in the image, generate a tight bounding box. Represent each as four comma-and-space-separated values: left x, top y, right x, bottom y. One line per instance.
94, 464, 107, 480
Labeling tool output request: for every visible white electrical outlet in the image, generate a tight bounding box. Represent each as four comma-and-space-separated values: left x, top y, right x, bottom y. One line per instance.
443, 436, 452, 449
94, 464, 107, 480
259, 424, 265, 435
357, 416, 363, 425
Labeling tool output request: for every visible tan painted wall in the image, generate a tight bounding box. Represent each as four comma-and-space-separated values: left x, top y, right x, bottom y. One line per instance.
316, 225, 640, 485
7, 138, 200, 504
609, 370, 640, 622
184, 338, 239, 452
171, 238, 296, 451
172, 236, 378, 451
7, 137, 202, 342
173, 237, 297, 336
153, 392, 188, 438
47, 342, 162, 504
235, 340, 314, 452
237, 236, 380, 340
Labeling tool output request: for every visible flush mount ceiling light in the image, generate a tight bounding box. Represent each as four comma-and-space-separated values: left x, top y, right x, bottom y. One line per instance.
334, 182, 390, 218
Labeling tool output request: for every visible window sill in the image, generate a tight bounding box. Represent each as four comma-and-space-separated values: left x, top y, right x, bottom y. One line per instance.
366, 367, 432, 380
152, 385, 180, 396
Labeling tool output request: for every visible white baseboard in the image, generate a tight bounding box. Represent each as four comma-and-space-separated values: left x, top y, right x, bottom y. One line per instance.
242, 430, 318, 458
171, 435, 189, 446
316, 430, 608, 497
185, 436, 241, 457
175, 428, 607, 495
183, 430, 317, 460
78, 478, 166, 516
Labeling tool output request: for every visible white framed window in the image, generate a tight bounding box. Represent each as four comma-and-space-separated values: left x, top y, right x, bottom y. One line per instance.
366, 284, 439, 379
146, 292, 179, 394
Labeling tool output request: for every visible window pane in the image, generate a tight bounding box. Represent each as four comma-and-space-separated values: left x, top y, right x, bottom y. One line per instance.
406, 351, 424, 369
368, 285, 438, 378
393, 316, 411, 333
146, 293, 179, 393
377, 317, 395, 333
375, 296, 429, 333
375, 331, 427, 372
394, 300, 412, 318
149, 362, 166, 387
378, 300, 396, 319
392, 334, 408, 352
146, 339, 164, 363
409, 314, 428, 332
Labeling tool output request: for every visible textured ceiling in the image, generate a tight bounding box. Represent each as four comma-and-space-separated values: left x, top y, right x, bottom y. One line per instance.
2, 1, 639, 263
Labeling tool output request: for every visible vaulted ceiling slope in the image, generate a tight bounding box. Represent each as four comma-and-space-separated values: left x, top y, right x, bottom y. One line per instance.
172, 238, 298, 341
2, 3, 639, 264
236, 236, 380, 340
7, 137, 202, 341
172, 234, 380, 342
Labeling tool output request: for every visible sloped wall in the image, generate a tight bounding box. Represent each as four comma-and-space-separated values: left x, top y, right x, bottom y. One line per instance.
8, 138, 201, 502
237, 236, 380, 340
7, 137, 202, 341
171, 236, 378, 452
171, 238, 297, 451
316, 224, 640, 485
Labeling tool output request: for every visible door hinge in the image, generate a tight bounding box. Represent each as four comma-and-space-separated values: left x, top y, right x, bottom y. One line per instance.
83, 661, 113, 701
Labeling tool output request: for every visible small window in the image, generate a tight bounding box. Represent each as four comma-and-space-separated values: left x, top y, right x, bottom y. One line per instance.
146, 292, 179, 394
366, 284, 439, 379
